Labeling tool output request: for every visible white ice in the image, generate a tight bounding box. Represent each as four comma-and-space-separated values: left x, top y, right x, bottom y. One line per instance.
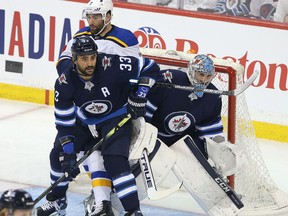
0, 99, 287, 215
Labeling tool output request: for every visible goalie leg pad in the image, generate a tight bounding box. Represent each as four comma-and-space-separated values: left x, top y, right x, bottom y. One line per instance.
170, 135, 243, 216
133, 139, 178, 200
138, 139, 177, 185
129, 118, 158, 160
111, 139, 177, 213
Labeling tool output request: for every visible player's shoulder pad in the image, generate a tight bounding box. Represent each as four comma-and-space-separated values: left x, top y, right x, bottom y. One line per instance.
73, 26, 91, 38
105, 25, 138, 47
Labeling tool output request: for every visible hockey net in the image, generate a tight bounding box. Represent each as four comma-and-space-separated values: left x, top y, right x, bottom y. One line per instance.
140, 48, 288, 215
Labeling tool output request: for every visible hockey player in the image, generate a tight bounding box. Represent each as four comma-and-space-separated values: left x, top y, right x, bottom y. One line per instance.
109, 54, 240, 216
146, 55, 223, 151
35, 36, 158, 216
57, 0, 140, 76
56, 0, 141, 214
145, 54, 236, 174
0, 189, 34, 216
143, 54, 239, 214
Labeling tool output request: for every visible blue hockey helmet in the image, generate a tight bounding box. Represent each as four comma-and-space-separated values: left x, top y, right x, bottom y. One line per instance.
187, 54, 216, 97
0, 189, 34, 211
71, 36, 98, 61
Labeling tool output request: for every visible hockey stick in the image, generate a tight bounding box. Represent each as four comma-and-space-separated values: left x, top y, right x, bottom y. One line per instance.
139, 148, 183, 200
130, 69, 259, 96
184, 136, 244, 209
33, 114, 131, 205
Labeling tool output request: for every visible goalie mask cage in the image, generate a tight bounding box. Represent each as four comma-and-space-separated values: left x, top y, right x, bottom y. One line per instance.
140, 48, 288, 215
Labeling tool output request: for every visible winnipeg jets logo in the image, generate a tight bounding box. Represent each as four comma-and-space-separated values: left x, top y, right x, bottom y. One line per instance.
85, 102, 109, 114
88, 103, 104, 113
102, 56, 112, 71
162, 70, 173, 83
81, 100, 112, 116
58, 73, 68, 85
165, 112, 195, 134
172, 114, 188, 131
84, 81, 94, 91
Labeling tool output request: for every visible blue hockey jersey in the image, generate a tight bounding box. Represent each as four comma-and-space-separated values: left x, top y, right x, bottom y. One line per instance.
145, 69, 224, 148
54, 53, 159, 139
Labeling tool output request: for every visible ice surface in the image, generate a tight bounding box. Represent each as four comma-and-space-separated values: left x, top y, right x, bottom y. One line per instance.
0, 99, 287, 215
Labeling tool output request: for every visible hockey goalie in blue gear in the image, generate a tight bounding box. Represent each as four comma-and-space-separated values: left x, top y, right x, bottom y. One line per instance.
126, 54, 241, 216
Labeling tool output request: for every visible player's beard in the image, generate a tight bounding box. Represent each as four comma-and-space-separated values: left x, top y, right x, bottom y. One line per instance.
90, 21, 105, 35
78, 66, 95, 78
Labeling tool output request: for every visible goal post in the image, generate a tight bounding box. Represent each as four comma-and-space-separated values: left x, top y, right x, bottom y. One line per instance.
140, 48, 288, 215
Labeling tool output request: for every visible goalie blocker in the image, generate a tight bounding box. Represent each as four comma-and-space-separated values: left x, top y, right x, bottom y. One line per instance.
111, 120, 244, 216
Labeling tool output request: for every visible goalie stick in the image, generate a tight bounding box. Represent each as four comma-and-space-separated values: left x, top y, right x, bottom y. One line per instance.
33, 114, 131, 205
184, 136, 244, 209
139, 148, 183, 200
130, 69, 259, 96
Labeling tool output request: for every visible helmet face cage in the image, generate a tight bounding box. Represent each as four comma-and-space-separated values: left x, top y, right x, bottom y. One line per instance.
187, 54, 216, 91
71, 36, 98, 61
0, 189, 34, 211
82, 0, 113, 20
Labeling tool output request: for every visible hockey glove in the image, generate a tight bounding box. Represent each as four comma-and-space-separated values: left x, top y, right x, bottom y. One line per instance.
205, 136, 237, 176
127, 93, 147, 119
59, 152, 80, 180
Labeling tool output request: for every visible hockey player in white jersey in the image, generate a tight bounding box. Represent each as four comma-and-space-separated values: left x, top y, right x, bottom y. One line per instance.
57, 0, 140, 76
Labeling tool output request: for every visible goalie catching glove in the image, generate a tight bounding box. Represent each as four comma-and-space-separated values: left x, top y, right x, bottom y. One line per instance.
205, 136, 237, 176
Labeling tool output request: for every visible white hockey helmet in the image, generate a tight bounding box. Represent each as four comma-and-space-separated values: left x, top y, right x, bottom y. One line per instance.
82, 0, 113, 20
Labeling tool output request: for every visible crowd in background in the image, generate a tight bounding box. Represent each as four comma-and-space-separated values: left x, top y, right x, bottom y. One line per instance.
120, 0, 288, 24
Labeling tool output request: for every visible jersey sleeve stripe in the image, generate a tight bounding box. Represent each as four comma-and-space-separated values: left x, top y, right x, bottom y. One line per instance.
195, 119, 223, 131
55, 106, 75, 116
55, 118, 76, 126
106, 36, 129, 47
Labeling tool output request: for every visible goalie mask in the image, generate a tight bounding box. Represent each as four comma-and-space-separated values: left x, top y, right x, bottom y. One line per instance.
187, 54, 216, 98
82, 0, 113, 35
0, 189, 34, 213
